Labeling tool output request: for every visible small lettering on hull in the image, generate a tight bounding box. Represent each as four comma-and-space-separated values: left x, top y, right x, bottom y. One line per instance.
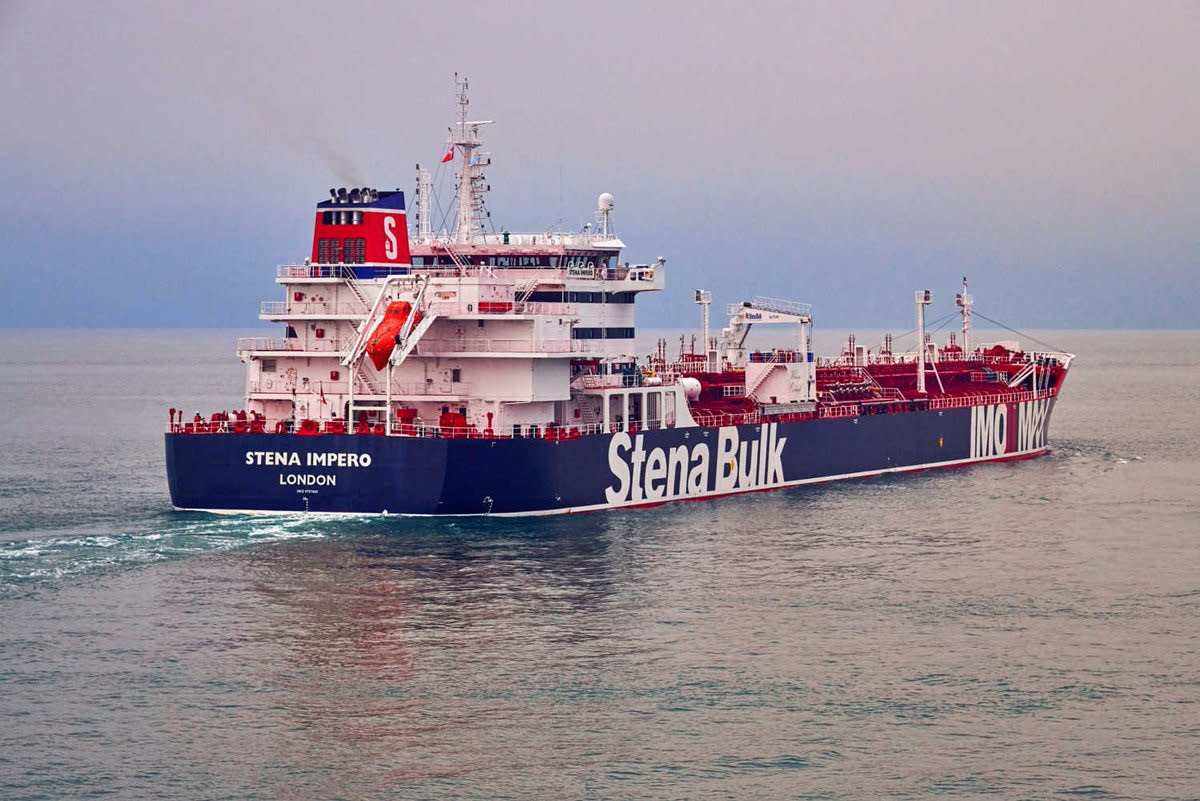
279, 473, 336, 487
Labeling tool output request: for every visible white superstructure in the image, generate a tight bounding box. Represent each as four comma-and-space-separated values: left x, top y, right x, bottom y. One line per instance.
239, 77, 689, 440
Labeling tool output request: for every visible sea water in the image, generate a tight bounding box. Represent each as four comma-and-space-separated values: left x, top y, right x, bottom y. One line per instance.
1, 329, 1197, 800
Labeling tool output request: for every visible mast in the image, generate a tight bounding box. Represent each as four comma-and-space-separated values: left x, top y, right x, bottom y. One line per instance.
915, 289, 933, 394
450, 74, 493, 244
695, 289, 713, 371
956, 276, 973, 356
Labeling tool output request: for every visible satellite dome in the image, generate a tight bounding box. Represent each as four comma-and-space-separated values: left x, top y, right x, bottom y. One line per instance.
597, 192, 615, 212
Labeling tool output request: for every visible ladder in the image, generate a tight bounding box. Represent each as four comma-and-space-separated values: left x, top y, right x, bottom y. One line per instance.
577, 396, 602, 426
342, 275, 371, 312
745, 364, 779, 401
355, 366, 384, 397
514, 278, 539, 312
435, 241, 491, 277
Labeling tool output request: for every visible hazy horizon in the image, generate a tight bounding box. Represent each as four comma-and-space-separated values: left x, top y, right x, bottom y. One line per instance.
2, 1, 1196, 329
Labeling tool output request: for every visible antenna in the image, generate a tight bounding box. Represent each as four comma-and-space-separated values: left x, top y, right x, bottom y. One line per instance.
955, 276, 973, 356
449, 74, 494, 244
597, 193, 615, 237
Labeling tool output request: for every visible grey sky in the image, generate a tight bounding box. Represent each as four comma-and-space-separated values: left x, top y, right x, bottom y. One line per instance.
1, 0, 1196, 329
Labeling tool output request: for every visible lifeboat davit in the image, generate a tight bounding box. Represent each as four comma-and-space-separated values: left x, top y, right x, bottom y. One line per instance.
366, 302, 422, 370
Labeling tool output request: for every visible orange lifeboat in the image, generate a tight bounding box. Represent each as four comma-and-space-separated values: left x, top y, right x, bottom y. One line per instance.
366, 302, 422, 370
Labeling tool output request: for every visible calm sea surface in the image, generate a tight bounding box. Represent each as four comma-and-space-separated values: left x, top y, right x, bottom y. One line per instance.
1, 329, 1197, 800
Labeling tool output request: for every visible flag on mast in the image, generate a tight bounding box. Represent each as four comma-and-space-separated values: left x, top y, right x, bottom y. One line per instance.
440, 148, 454, 163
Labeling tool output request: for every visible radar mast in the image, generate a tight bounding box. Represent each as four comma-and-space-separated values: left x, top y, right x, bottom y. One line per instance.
450, 74, 493, 244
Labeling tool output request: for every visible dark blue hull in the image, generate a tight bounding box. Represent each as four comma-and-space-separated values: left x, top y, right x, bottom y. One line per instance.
165, 397, 1058, 516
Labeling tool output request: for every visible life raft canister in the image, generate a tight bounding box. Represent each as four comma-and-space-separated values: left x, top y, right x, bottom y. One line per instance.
367, 302, 423, 371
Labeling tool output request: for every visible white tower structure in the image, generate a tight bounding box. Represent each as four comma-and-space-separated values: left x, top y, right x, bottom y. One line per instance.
415, 166, 433, 242
956, 276, 973, 356
450, 74, 493, 244
915, 289, 934, 394
695, 289, 713, 371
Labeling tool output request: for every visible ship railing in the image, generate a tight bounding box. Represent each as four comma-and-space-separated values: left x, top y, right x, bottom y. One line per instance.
571, 372, 648, 390
236, 337, 291, 352
465, 231, 620, 248
236, 337, 347, 354
690, 410, 763, 428
166, 413, 688, 440
925, 387, 1056, 409
748, 350, 804, 363
573, 374, 627, 390
276, 264, 354, 279
245, 376, 416, 395
421, 299, 575, 317
865, 387, 906, 403
818, 403, 861, 419
518, 301, 573, 316
389, 381, 474, 397
595, 265, 638, 281
749, 296, 813, 317
386, 421, 612, 440
835, 350, 1073, 369
419, 337, 574, 354
167, 415, 615, 440
569, 339, 632, 354
260, 300, 369, 317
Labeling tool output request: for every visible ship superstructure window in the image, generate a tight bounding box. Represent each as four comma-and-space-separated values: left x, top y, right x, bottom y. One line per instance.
527, 291, 637, 304
571, 327, 635, 339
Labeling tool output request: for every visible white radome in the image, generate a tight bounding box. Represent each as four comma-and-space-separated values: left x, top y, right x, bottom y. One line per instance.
597, 192, 615, 212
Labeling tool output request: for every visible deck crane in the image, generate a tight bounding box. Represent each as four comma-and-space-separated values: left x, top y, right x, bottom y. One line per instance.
720, 296, 813, 369
718, 296, 817, 406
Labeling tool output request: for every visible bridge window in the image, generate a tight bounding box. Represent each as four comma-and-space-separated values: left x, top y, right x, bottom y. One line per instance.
571, 327, 635, 339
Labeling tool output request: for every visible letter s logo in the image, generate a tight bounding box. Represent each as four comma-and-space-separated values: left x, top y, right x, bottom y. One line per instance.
383, 216, 398, 259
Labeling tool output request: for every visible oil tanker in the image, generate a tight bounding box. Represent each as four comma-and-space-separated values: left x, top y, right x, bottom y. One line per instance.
165, 77, 1072, 516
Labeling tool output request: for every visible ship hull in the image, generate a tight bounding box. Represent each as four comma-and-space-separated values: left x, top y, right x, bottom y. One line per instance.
165, 397, 1058, 516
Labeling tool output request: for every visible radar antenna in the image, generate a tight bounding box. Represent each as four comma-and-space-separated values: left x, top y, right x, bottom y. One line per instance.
956, 276, 973, 357
449, 73, 493, 244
